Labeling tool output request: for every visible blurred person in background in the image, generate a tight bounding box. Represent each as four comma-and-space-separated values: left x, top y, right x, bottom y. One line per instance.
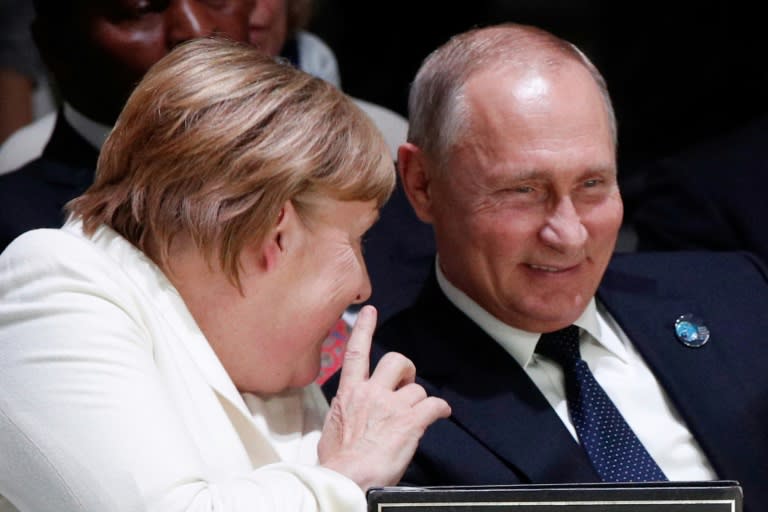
0, 0, 255, 247
0, 0, 56, 152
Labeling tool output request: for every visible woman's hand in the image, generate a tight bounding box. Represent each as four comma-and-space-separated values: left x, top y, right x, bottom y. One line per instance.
317, 305, 451, 491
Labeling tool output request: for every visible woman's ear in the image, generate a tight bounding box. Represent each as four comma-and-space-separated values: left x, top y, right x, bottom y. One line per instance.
398, 143, 435, 223
258, 201, 297, 273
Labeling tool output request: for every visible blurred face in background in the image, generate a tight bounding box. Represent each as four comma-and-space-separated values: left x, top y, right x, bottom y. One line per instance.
36, 0, 253, 124
247, 0, 288, 57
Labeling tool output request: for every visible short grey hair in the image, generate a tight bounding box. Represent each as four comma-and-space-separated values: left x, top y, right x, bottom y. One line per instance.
406, 23, 617, 169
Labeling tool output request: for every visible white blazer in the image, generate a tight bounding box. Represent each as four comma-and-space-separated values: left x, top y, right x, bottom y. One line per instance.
0, 222, 365, 512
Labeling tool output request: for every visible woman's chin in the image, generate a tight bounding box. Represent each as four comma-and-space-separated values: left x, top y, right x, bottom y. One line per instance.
293, 361, 323, 389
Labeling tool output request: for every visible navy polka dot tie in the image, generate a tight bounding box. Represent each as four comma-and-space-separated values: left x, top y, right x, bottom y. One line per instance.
536, 326, 667, 482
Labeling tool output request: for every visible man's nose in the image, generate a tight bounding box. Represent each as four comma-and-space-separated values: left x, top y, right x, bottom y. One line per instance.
539, 197, 588, 252
166, 0, 219, 47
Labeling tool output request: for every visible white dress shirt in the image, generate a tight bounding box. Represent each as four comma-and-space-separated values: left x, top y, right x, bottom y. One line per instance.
435, 260, 717, 481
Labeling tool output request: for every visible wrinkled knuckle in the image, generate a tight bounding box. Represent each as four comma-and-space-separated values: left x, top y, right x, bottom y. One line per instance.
343, 346, 366, 363
428, 397, 452, 418
399, 382, 427, 401
379, 350, 413, 370
336, 383, 375, 411
411, 383, 427, 397
377, 351, 400, 367
326, 397, 344, 422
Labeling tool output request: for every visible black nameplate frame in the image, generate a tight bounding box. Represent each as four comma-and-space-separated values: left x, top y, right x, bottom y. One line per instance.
368, 481, 742, 512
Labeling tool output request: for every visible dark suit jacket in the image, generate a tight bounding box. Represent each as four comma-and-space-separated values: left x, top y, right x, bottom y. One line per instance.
632, 114, 768, 263
0, 115, 98, 252
325, 251, 768, 512
362, 181, 435, 323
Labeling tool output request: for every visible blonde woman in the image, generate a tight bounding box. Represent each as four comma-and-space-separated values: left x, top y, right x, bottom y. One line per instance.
0, 37, 449, 512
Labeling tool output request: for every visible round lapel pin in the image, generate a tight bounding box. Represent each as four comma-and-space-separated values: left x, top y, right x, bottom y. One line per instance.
674, 314, 710, 348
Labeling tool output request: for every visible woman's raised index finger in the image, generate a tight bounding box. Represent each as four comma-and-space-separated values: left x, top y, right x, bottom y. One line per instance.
338, 305, 377, 385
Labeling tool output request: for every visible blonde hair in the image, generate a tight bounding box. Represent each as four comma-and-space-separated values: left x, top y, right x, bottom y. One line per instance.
408, 23, 617, 169
68, 37, 394, 286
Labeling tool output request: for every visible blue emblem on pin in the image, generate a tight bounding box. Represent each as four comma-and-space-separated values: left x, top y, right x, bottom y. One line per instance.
674, 314, 710, 348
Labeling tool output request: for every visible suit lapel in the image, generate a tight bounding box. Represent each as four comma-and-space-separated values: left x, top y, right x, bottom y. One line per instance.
596, 255, 768, 484
410, 276, 598, 483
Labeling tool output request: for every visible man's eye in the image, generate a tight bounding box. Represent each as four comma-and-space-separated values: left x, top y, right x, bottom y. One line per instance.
201, 0, 232, 8
514, 186, 535, 194
114, 0, 159, 19
584, 178, 603, 188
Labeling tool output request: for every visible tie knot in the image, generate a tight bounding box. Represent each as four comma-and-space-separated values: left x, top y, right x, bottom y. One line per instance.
536, 325, 582, 366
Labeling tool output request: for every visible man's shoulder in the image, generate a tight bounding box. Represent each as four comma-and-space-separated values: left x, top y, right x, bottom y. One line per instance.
604, 250, 768, 300
608, 250, 767, 276
0, 157, 91, 252
0, 153, 94, 199
373, 276, 478, 367
374, 301, 427, 349
667, 114, 768, 172
0, 157, 51, 189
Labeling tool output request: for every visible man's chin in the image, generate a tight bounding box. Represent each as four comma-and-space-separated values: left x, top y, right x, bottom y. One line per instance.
501, 300, 587, 332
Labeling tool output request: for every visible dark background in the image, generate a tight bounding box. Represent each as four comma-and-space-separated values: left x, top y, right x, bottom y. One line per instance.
308, 1, 768, 218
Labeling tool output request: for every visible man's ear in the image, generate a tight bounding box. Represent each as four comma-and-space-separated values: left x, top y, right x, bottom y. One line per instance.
253, 201, 298, 273
398, 143, 435, 223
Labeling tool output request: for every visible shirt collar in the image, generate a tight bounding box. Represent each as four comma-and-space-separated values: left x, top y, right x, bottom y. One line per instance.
63, 102, 112, 152
435, 255, 616, 368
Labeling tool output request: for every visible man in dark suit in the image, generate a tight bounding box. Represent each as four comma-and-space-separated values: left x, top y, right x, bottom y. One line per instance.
0, 0, 254, 251
324, 23, 768, 512
632, 113, 768, 262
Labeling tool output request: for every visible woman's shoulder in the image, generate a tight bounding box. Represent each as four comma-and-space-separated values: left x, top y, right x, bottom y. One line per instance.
0, 223, 159, 312
1, 225, 96, 273
2, 223, 123, 279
